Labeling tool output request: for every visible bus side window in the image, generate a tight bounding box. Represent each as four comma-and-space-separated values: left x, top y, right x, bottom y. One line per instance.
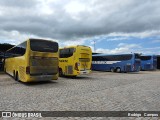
5, 41, 27, 58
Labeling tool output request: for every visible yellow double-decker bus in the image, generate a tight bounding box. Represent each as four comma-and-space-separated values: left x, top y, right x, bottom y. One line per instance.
59, 45, 92, 77
4, 38, 59, 82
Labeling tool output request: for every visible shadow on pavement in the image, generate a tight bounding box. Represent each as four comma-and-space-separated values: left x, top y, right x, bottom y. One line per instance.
60, 76, 92, 80
22, 80, 58, 86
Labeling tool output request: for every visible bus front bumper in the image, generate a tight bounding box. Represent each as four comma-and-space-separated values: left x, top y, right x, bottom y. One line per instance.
79, 70, 91, 75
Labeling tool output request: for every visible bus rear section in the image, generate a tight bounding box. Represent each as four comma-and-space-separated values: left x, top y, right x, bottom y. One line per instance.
76, 46, 92, 75
59, 45, 92, 76
4, 39, 59, 82
26, 39, 59, 82
140, 55, 157, 71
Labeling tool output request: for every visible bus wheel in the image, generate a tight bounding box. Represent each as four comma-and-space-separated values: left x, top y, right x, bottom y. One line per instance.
110, 68, 115, 72
4, 68, 6, 73
15, 72, 20, 82
116, 67, 121, 73
59, 68, 63, 77
13, 71, 16, 80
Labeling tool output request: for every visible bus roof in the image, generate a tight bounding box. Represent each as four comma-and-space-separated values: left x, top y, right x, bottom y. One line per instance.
140, 54, 157, 57
92, 53, 135, 57
29, 38, 57, 43
60, 45, 91, 49
6, 38, 58, 52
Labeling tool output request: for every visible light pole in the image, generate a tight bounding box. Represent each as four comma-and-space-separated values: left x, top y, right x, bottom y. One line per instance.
93, 40, 96, 52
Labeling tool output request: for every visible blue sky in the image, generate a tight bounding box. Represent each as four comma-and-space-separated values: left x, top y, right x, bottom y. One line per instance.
0, 0, 160, 55
85, 35, 160, 54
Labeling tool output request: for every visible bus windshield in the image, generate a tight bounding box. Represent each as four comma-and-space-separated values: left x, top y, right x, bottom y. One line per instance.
135, 53, 141, 59
30, 39, 58, 52
59, 48, 75, 58
140, 56, 151, 60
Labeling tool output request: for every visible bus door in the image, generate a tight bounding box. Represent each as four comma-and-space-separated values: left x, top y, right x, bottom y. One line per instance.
134, 54, 141, 71
64, 48, 75, 75
153, 56, 157, 69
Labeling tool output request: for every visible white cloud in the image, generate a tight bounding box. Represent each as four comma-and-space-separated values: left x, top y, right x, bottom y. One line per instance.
83, 30, 160, 45
95, 43, 141, 54
0, 0, 160, 42
0, 0, 160, 56
60, 38, 86, 47
95, 43, 160, 55
0, 30, 58, 45
36, 0, 58, 15
65, 1, 86, 15
107, 30, 160, 38
0, 30, 33, 44
107, 37, 129, 41
118, 43, 141, 48
152, 39, 160, 43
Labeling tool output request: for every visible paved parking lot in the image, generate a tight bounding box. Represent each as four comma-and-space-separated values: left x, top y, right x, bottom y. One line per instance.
0, 71, 160, 119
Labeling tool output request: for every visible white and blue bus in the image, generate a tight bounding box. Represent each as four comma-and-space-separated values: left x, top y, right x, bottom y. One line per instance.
92, 53, 141, 72
140, 55, 157, 70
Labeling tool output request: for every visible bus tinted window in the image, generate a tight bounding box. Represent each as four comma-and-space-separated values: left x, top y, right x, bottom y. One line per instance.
135, 53, 141, 59
5, 41, 27, 58
140, 56, 151, 60
59, 48, 75, 58
30, 39, 58, 52
15, 42, 26, 56
93, 54, 132, 61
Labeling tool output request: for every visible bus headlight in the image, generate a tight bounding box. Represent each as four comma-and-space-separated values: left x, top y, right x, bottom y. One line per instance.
75, 62, 80, 71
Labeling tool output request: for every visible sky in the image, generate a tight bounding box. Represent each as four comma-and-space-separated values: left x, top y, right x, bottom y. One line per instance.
0, 0, 160, 55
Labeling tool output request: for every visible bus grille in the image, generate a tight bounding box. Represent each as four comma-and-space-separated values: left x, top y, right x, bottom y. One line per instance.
125, 65, 131, 72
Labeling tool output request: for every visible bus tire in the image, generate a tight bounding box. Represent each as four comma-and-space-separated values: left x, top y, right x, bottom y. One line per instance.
13, 71, 16, 80
116, 67, 121, 73
59, 68, 63, 77
15, 72, 20, 82
4, 68, 6, 73
110, 68, 115, 72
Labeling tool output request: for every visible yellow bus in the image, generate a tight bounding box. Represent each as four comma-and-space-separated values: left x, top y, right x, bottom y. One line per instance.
59, 45, 92, 77
4, 38, 59, 82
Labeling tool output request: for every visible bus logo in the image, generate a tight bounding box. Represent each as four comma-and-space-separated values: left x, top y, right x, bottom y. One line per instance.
2, 112, 11, 117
